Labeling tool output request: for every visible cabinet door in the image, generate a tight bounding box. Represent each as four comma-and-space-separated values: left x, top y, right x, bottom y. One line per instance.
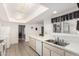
29, 37, 32, 47
65, 51, 78, 56
43, 46, 50, 56
32, 39, 36, 50
51, 51, 60, 56
43, 43, 65, 56
0, 45, 3, 56
65, 52, 73, 56
29, 37, 36, 50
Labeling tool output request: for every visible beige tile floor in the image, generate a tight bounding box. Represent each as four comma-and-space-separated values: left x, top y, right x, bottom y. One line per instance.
6, 41, 39, 56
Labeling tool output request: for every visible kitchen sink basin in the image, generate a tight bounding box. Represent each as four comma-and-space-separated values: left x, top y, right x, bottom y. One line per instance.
46, 39, 69, 47
46, 40, 55, 43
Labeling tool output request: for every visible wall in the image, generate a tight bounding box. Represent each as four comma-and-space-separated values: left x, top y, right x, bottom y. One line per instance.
25, 24, 43, 41
0, 21, 19, 48
44, 14, 79, 36
0, 3, 19, 48
9, 23, 18, 45
44, 7, 79, 43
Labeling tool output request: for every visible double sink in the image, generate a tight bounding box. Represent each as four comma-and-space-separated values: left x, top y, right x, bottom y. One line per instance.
46, 39, 69, 47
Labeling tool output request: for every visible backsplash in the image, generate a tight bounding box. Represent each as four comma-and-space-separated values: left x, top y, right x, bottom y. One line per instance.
45, 33, 79, 44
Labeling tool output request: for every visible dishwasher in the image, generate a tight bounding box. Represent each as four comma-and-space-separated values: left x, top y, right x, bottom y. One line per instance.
36, 40, 43, 56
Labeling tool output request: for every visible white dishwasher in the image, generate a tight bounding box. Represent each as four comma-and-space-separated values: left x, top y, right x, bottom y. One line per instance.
36, 40, 43, 56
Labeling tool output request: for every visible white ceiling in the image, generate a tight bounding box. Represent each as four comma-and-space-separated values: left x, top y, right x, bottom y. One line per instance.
41, 3, 77, 11
26, 3, 78, 24
0, 3, 78, 24
5, 3, 41, 20
3, 3, 48, 23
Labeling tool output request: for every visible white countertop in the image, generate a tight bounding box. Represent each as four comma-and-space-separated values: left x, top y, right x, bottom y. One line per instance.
29, 35, 79, 55
65, 42, 79, 55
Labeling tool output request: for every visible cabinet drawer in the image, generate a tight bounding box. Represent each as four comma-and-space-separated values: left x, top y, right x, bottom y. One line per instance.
43, 43, 64, 56
65, 51, 79, 56
51, 51, 60, 56
53, 47, 64, 56
65, 52, 75, 56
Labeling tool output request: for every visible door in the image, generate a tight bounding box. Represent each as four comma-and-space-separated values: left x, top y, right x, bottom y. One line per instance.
18, 25, 25, 42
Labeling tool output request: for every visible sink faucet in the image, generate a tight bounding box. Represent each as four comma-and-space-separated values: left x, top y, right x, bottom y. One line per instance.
46, 37, 69, 46
55, 37, 65, 44
55, 37, 59, 42
55, 37, 69, 46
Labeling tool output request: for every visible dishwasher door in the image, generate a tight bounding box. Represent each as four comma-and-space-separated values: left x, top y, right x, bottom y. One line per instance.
36, 40, 43, 56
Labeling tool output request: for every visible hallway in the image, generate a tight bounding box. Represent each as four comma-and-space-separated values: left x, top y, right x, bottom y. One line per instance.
6, 42, 39, 56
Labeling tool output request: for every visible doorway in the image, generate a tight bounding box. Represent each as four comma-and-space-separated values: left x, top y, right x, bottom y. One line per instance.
18, 25, 25, 43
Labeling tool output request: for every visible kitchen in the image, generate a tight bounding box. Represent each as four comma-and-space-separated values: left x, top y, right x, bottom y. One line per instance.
0, 3, 79, 56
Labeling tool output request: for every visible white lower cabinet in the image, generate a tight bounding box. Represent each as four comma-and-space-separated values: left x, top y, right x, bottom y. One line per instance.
43, 46, 50, 56
43, 43, 79, 56
29, 37, 79, 56
29, 37, 43, 56
0, 44, 3, 56
50, 49, 64, 56
51, 51, 60, 56
65, 52, 74, 56
43, 43, 64, 56
65, 51, 78, 56
29, 37, 36, 51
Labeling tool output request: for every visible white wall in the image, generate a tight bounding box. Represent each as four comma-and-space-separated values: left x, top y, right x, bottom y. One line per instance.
9, 23, 18, 45
43, 7, 79, 43
0, 3, 19, 47
25, 24, 43, 41
0, 21, 19, 48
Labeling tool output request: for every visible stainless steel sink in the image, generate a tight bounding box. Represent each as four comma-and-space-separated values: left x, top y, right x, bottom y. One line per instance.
46, 39, 69, 47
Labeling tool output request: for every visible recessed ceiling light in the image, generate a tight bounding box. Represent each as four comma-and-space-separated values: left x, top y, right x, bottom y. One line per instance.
53, 11, 57, 14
